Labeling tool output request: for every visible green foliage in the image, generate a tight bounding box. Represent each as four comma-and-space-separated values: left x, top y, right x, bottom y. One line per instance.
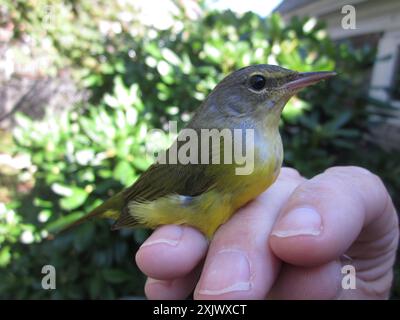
1, 78, 156, 298
1, 3, 399, 299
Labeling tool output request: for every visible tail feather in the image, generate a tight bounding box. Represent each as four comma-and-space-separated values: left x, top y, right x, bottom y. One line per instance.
111, 206, 140, 230
59, 192, 124, 234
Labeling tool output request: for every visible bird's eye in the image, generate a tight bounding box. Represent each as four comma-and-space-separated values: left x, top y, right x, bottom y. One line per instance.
249, 75, 267, 91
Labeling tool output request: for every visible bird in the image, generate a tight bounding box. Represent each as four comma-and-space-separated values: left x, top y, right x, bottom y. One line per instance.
66, 64, 335, 238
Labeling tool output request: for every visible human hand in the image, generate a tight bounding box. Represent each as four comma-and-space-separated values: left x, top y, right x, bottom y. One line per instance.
135, 167, 399, 299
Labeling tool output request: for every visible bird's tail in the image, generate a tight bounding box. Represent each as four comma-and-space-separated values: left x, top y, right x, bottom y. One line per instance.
59, 192, 124, 233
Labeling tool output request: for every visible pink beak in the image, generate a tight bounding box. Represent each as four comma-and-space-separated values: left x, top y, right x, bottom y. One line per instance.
284, 71, 337, 90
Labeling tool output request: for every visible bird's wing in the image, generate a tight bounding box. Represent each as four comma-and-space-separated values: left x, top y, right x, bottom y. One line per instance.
123, 126, 225, 202
123, 162, 216, 202
113, 126, 231, 229
112, 161, 218, 229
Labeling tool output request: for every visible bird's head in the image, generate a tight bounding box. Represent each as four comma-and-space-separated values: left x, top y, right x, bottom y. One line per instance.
208, 64, 336, 125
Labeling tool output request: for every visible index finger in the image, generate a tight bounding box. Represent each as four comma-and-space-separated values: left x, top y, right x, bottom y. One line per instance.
194, 168, 305, 299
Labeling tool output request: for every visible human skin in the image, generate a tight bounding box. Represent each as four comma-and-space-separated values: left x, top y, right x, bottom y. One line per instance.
135, 166, 399, 299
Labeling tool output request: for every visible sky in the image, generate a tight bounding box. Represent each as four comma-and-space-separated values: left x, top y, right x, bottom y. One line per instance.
206, 0, 283, 17
135, 0, 284, 30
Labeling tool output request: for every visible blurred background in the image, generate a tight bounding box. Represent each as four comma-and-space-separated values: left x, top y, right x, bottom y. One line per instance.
0, 0, 399, 299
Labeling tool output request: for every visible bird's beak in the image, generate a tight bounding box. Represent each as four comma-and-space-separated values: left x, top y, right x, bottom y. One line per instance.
283, 71, 337, 91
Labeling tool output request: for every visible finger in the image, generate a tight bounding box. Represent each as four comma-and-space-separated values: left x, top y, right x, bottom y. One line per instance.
145, 265, 202, 300
136, 225, 208, 280
267, 261, 342, 300
194, 168, 305, 299
270, 166, 398, 268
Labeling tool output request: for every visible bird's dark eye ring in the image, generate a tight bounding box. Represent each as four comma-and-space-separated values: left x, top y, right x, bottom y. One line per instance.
249, 75, 267, 91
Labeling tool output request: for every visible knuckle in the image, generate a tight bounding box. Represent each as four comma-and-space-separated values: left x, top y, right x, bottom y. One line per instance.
324, 166, 381, 184
281, 167, 301, 177
322, 166, 390, 208
286, 178, 336, 207
279, 167, 304, 181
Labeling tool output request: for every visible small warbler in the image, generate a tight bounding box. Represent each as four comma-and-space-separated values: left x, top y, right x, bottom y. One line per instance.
67, 64, 335, 238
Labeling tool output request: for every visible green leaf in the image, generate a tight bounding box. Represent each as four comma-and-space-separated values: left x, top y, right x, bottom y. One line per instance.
114, 76, 129, 104
0, 246, 11, 267
132, 157, 151, 171
51, 183, 73, 197
161, 48, 181, 66
113, 161, 135, 186
82, 74, 101, 87
45, 212, 85, 233
33, 198, 53, 208
59, 187, 89, 210
14, 113, 32, 128
104, 93, 119, 108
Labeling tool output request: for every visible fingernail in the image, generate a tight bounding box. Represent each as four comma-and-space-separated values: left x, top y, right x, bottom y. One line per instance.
272, 207, 322, 237
198, 249, 251, 296
141, 225, 183, 247
147, 278, 173, 287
